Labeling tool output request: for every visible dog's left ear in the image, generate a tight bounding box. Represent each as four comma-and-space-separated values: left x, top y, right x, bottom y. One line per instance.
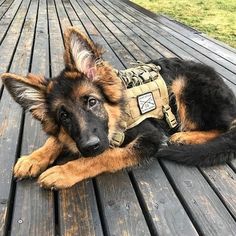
64, 27, 103, 79
1, 73, 47, 121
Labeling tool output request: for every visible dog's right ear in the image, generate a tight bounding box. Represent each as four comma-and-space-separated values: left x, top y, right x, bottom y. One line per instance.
63, 27, 103, 79
1, 73, 47, 121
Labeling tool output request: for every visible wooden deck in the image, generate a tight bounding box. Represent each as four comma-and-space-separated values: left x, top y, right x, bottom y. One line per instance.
1, 0, 236, 235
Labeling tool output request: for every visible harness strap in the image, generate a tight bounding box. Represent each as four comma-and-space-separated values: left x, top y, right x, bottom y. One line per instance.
157, 74, 178, 128
109, 132, 125, 147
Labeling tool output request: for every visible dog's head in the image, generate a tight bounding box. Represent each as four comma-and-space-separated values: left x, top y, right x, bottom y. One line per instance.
1, 27, 125, 157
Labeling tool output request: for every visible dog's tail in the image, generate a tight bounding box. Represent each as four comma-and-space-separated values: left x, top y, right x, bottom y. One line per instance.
157, 123, 236, 166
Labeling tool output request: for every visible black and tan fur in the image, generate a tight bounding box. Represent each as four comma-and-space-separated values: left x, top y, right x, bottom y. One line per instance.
1, 27, 236, 189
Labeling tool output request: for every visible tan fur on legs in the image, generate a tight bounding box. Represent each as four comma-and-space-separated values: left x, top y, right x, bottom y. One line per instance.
38, 140, 139, 189
14, 136, 63, 179
171, 77, 198, 131
169, 130, 221, 145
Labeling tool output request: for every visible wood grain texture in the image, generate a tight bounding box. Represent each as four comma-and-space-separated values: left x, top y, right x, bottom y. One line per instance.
10, 1, 55, 235
11, 179, 55, 236
47, 0, 64, 76
84, 0, 150, 63
96, 172, 150, 236
1, 0, 27, 36
0, 0, 27, 89
201, 165, 236, 218
59, 181, 103, 236
0, 0, 32, 234
132, 160, 198, 236
161, 161, 236, 236
99, 0, 175, 58
0, 0, 14, 20
93, 0, 161, 60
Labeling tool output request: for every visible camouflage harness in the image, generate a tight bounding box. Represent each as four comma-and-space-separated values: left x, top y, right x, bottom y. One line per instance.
110, 62, 177, 147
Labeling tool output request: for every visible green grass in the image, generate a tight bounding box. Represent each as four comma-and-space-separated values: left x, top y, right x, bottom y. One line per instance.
132, 0, 236, 48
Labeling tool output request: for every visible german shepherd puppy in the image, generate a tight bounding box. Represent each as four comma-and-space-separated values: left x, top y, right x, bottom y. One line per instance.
1, 27, 236, 189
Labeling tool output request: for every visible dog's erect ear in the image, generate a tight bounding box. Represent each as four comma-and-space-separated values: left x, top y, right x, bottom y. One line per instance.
1, 73, 48, 120
64, 27, 103, 79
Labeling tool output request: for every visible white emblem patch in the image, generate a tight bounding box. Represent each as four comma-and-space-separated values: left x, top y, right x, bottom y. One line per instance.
137, 92, 156, 114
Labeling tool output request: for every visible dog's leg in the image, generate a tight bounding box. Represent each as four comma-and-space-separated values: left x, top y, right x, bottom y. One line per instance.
169, 130, 221, 145
14, 136, 63, 179
38, 120, 163, 189
38, 140, 140, 189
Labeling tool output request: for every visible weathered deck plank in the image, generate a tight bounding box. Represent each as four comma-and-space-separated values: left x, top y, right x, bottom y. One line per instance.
94, 1, 162, 60
131, 160, 198, 235
10, 1, 56, 235
0, 0, 13, 20
201, 165, 236, 219
59, 182, 104, 236
161, 161, 236, 235
0, 0, 27, 88
0, 0, 33, 234
84, 0, 150, 63
99, 0, 175, 58
0, 0, 236, 235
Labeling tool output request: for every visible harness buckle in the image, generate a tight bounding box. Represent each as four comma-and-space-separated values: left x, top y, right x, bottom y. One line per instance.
163, 105, 178, 128
110, 132, 125, 147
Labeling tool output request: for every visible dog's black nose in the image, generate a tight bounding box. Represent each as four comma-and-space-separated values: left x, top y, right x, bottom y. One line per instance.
80, 135, 101, 156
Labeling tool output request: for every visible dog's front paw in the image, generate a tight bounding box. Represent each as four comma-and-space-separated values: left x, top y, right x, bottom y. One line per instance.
14, 155, 49, 179
38, 165, 78, 189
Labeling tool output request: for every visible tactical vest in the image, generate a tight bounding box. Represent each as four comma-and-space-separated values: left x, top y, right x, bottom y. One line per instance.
110, 62, 177, 147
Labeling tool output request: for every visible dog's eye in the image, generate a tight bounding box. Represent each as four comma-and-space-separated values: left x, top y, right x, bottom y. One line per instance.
88, 97, 97, 108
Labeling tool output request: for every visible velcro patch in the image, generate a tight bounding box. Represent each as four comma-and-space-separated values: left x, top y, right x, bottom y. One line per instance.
137, 92, 156, 114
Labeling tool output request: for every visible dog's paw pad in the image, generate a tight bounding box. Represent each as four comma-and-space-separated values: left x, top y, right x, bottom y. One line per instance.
38, 166, 76, 189
14, 155, 47, 179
